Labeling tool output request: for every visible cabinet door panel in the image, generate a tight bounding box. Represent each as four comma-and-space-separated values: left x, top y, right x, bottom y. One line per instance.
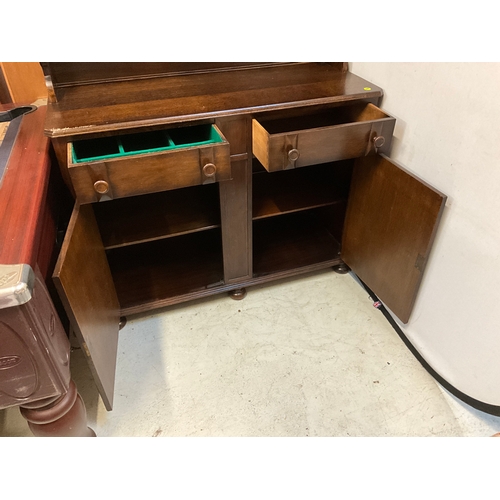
342, 154, 446, 323
53, 203, 120, 410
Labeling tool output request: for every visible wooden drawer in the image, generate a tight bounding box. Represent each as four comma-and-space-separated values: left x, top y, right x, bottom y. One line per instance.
252, 103, 395, 172
67, 124, 231, 203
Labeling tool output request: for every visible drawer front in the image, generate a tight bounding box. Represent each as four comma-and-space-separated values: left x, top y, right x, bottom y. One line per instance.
252, 103, 395, 172
67, 124, 231, 203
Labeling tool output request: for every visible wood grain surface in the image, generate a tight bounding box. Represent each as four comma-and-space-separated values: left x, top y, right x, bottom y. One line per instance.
44, 63, 382, 138
53, 203, 120, 410
0, 105, 51, 267
342, 154, 446, 323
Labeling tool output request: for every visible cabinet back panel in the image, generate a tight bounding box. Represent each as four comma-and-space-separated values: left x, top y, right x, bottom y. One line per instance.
253, 210, 341, 277
107, 229, 224, 312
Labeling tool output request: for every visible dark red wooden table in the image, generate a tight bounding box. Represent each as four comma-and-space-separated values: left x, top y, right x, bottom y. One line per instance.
0, 103, 94, 436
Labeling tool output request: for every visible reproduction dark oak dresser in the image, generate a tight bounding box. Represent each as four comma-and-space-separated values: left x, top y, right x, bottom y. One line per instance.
41, 62, 446, 411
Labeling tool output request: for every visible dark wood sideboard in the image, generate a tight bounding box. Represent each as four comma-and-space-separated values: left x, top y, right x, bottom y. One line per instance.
41, 62, 446, 413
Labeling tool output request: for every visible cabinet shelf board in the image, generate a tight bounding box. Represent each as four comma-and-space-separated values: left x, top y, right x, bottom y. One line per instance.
107, 229, 224, 311
252, 161, 352, 220
253, 212, 341, 277
94, 184, 221, 249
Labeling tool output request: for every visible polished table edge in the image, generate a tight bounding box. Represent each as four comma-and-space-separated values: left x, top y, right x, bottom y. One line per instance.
0, 104, 95, 436
0, 263, 35, 309
0, 105, 50, 268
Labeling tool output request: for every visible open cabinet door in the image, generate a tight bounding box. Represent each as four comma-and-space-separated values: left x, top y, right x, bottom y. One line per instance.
53, 203, 120, 410
341, 154, 446, 324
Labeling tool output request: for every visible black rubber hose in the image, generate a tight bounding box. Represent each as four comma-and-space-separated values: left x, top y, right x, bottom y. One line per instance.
355, 275, 500, 417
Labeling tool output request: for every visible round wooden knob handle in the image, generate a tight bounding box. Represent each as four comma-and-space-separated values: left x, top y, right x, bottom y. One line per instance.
373, 136, 385, 149
94, 180, 109, 194
288, 148, 300, 162
203, 163, 217, 177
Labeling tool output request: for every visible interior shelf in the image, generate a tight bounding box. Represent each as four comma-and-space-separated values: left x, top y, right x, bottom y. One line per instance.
253, 210, 342, 277
252, 161, 352, 220
107, 228, 224, 313
94, 184, 221, 249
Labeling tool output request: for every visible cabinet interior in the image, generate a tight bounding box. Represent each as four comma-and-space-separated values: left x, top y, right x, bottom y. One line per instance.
252, 160, 352, 277
256, 103, 390, 134
94, 183, 224, 314
92, 158, 353, 313
106, 229, 225, 314
93, 184, 221, 249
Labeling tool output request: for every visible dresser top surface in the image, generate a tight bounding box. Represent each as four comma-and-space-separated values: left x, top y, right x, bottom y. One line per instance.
43, 63, 383, 138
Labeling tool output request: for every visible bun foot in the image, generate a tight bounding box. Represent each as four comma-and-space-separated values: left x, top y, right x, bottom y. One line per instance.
228, 288, 247, 300
332, 263, 350, 275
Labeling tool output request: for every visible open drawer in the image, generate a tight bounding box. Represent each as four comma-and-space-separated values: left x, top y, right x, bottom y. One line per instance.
252, 103, 396, 172
67, 123, 231, 203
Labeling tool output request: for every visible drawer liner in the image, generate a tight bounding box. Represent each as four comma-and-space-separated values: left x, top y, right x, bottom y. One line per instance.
72, 124, 223, 163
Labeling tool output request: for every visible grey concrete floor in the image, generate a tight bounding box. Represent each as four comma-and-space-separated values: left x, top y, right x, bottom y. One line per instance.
1, 270, 500, 437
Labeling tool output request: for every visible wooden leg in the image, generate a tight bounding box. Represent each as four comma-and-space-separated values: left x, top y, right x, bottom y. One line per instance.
228, 288, 247, 300
19, 380, 96, 437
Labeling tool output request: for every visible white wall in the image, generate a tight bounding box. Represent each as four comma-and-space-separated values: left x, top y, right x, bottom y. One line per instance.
350, 63, 500, 406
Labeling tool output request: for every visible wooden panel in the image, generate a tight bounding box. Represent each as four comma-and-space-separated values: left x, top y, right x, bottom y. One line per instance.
42, 63, 305, 88
342, 154, 446, 324
44, 64, 381, 138
215, 115, 248, 156
219, 160, 252, 283
252, 120, 271, 169
218, 117, 252, 283
0, 63, 47, 104
0, 106, 50, 267
53, 204, 120, 410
